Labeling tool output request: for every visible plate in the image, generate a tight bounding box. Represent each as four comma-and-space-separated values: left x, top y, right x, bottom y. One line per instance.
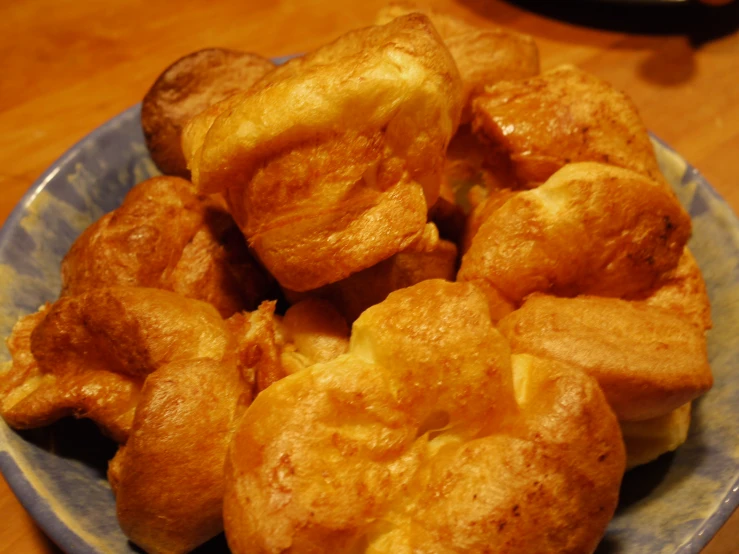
0, 103, 738, 554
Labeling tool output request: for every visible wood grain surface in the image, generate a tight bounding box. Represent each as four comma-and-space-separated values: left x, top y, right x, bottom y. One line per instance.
0, 1, 736, 553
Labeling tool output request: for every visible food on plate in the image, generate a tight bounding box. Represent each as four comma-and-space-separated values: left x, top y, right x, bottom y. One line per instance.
61, 175, 273, 317
498, 294, 712, 421
283, 223, 457, 323
108, 356, 251, 554
182, 14, 464, 291
0, 287, 348, 553
458, 162, 691, 321
106, 298, 346, 554
0, 288, 235, 443
0, 288, 348, 443
142, 48, 275, 178
0, 6, 717, 554
472, 65, 668, 189
224, 281, 625, 554
376, 3, 539, 123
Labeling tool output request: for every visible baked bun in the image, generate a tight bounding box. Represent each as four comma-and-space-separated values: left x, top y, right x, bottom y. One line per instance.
0, 288, 231, 442
107, 297, 349, 553
458, 162, 691, 320
108, 357, 250, 554
61, 176, 273, 317
376, 3, 539, 122
182, 14, 464, 291
472, 65, 666, 188
283, 223, 457, 323
224, 280, 625, 554
142, 48, 275, 177
498, 294, 712, 421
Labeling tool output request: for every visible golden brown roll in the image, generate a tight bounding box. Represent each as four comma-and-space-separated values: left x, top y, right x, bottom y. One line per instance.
182, 14, 464, 291
458, 162, 691, 320
472, 65, 667, 188
61, 176, 273, 317
0, 288, 230, 442
142, 48, 275, 177
224, 280, 624, 554
108, 357, 251, 554
376, 3, 539, 123
0, 286, 353, 553
498, 294, 713, 421
283, 223, 457, 323
106, 297, 351, 554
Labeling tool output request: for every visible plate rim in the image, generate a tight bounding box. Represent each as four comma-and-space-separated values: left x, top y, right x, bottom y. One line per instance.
0, 105, 144, 554
0, 106, 738, 554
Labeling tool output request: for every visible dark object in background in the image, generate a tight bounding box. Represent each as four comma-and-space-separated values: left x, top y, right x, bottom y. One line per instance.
500, 0, 738, 44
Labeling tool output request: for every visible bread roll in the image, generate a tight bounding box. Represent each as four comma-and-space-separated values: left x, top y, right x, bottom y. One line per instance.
377, 3, 539, 122
224, 280, 624, 554
182, 14, 464, 291
498, 294, 712, 421
0, 288, 229, 442
458, 162, 691, 320
472, 65, 667, 188
62, 176, 273, 317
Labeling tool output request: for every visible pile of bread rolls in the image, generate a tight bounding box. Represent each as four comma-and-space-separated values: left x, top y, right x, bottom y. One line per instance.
0, 4, 712, 554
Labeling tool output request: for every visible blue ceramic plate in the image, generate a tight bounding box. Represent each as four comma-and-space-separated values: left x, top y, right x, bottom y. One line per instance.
1, 104, 738, 553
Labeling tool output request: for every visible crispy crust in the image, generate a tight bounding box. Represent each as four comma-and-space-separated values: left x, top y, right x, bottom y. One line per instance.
377, 3, 539, 123
634, 247, 712, 330
0, 288, 228, 442
109, 358, 251, 554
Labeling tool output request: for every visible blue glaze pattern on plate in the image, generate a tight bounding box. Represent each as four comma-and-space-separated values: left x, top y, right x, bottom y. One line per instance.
0, 106, 737, 553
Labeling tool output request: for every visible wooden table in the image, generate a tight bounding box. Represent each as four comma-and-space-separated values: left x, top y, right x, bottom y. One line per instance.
0, 0, 736, 552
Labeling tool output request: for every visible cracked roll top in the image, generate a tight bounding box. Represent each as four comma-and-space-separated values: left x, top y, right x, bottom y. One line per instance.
224, 280, 625, 554
458, 162, 691, 321
182, 14, 464, 291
